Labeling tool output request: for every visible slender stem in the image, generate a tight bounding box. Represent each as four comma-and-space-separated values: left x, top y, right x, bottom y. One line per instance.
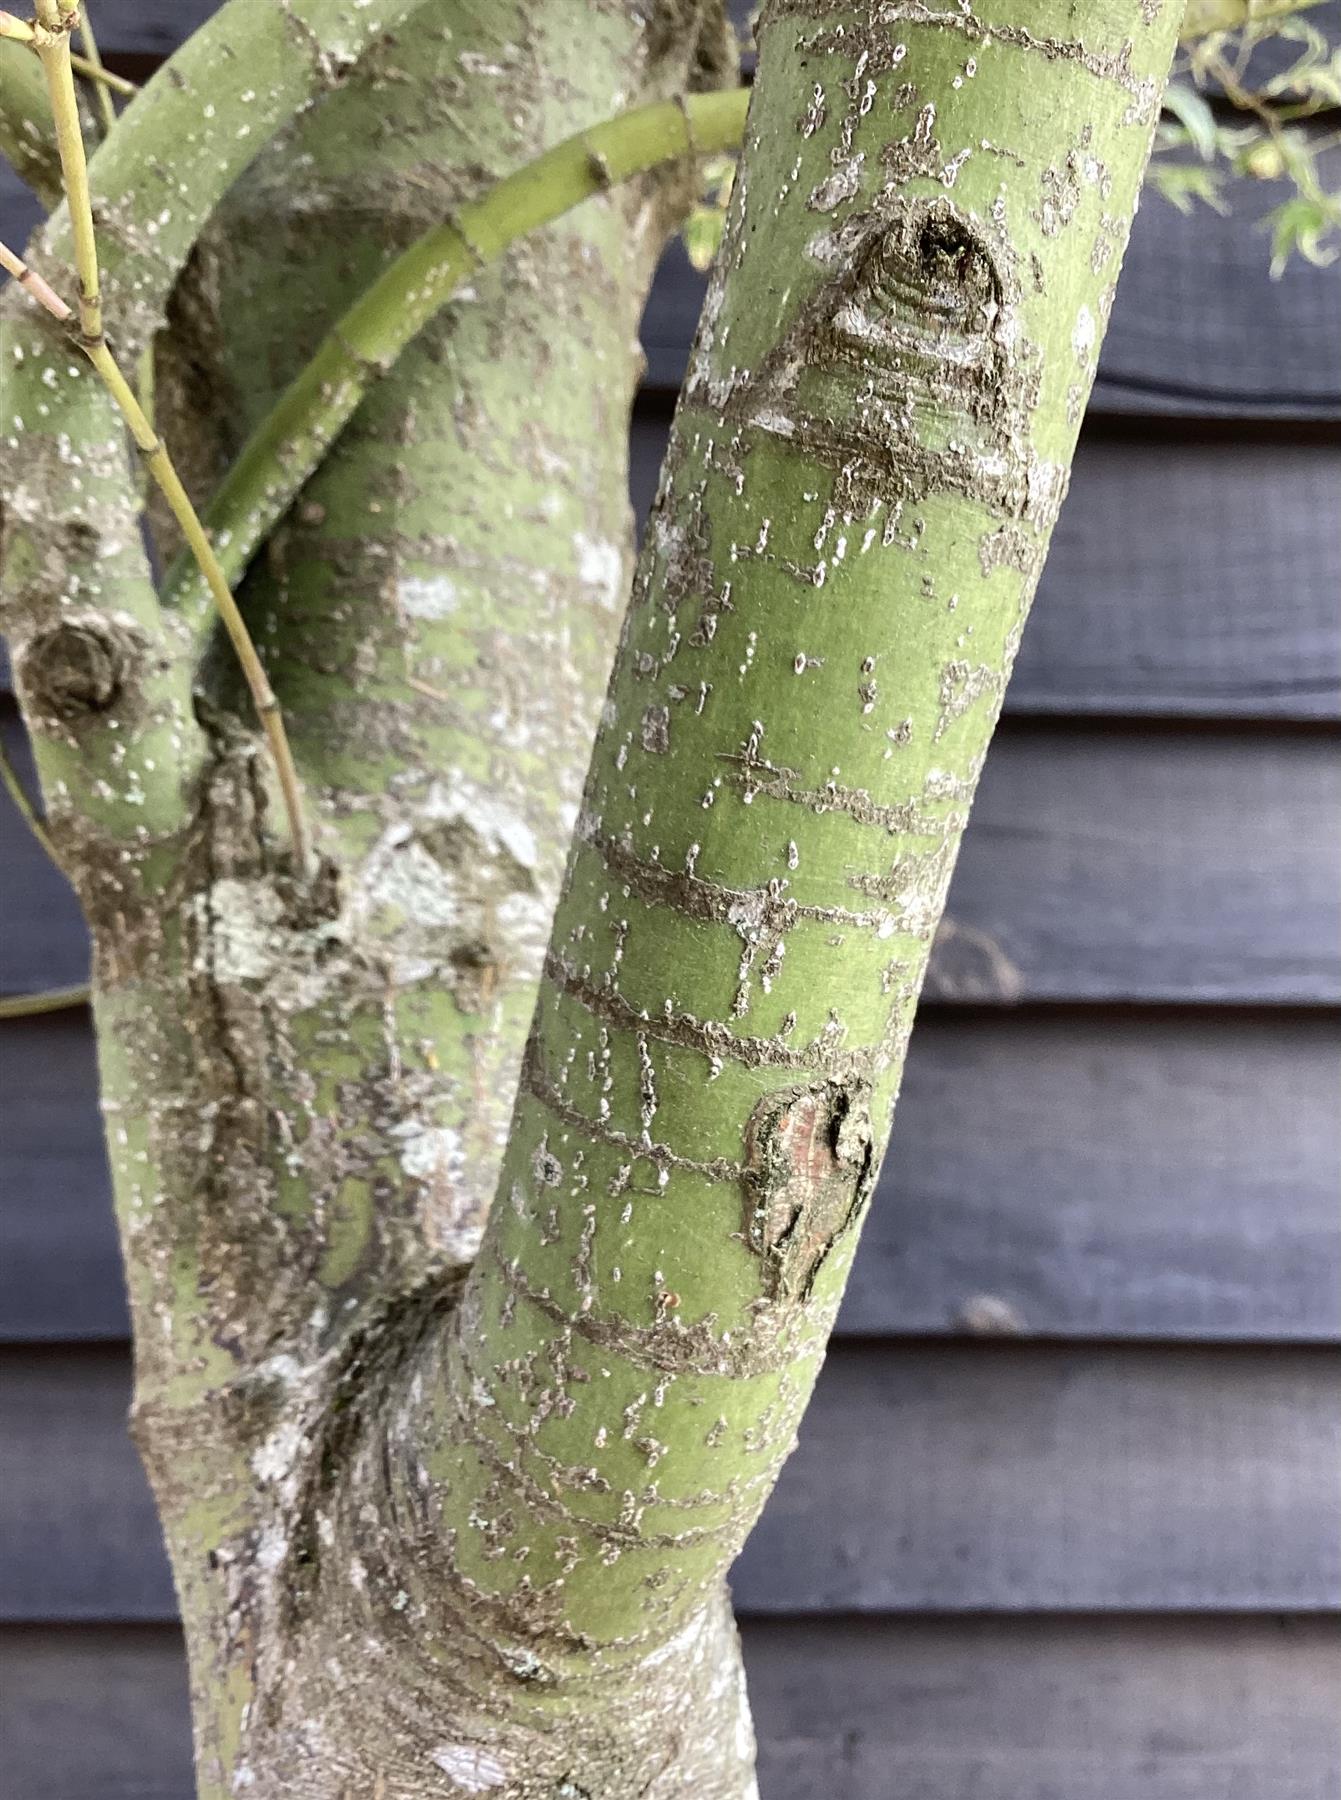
32, 0, 101, 342
76, 2, 117, 131
165, 87, 752, 617
18, 17, 313, 873
0, 731, 56, 859
0, 983, 90, 1019
89, 341, 312, 872
0, 233, 70, 316
0, 12, 130, 87
70, 44, 134, 96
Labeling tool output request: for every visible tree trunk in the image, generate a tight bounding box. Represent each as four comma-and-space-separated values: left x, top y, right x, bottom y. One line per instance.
0, 0, 1176, 1794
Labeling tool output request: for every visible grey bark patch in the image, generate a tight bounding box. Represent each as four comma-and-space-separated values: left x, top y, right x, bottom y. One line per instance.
641, 703, 671, 753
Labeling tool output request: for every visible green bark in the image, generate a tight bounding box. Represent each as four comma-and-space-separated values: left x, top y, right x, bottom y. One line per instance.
373, 0, 1174, 1786
0, 37, 59, 203
163, 88, 751, 624
0, 0, 435, 862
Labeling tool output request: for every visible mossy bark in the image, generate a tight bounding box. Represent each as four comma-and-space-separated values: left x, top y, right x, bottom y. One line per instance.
0, 0, 1175, 1794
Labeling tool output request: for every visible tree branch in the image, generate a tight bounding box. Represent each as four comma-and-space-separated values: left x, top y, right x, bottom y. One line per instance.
164, 87, 750, 626
1, 0, 428, 867
358, 4, 1181, 1784
0, 35, 58, 203
75, 2, 119, 130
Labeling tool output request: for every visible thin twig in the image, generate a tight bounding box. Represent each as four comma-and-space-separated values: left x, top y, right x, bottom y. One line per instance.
0, 983, 91, 1019
0, 731, 56, 858
32, 0, 102, 342
76, 2, 117, 130
19, 6, 312, 872
0, 232, 69, 316
70, 44, 135, 96
167, 87, 752, 616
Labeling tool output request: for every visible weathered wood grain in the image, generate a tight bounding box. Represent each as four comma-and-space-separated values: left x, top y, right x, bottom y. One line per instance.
3, 1343, 1336, 1621
746, 1614, 1341, 1800
6, 722, 1338, 1002
5, 1009, 1337, 1344
5, 1616, 1339, 1800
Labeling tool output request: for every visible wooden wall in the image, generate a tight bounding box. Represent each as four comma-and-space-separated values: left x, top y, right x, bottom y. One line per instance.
2, 11, 1339, 1795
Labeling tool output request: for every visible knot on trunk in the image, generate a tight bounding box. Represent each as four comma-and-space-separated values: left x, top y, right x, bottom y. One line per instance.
742, 1079, 875, 1303
18, 611, 143, 724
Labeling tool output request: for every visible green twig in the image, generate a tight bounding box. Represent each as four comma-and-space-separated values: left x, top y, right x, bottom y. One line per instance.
0, 731, 55, 858
0, 7, 135, 97
166, 87, 752, 619
0, 983, 91, 1019
76, 3, 118, 131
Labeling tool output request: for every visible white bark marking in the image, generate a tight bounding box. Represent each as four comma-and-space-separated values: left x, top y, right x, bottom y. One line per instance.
429, 1744, 510, 1791
397, 573, 460, 619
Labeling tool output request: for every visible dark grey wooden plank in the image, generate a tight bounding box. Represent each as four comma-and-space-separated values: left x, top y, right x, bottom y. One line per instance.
0, 155, 43, 250
7, 1011, 1338, 1345
3, 1343, 1337, 1620
52, 0, 217, 56
747, 1615, 1341, 1800
632, 422, 1341, 721
1020, 437, 1341, 719
844, 1012, 1341, 1341
9, 430, 1338, 719
5, 1616, 1339, 1800
0, 1627, 193, 1800
928, 728, 1341, 1005
733, 1343, 1341, 1613
640, 155, 1341, 416
0, 706, 89, 998
6, 724, 1339, 1003
5, 33, 1337, 419
0, 1009, 125, 1342
1094, 149, 1341, 418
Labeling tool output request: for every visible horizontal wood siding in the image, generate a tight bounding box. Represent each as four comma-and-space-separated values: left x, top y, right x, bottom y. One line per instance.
3, 107, 1340, 422
7, 723, 1339, 1001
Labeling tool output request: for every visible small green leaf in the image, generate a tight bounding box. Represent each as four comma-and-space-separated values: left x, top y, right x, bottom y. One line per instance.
1266, 193, 1340, 274
1162, 82, 1221, 159
1148, 159, 1230, 213
683, 204, 727, 272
